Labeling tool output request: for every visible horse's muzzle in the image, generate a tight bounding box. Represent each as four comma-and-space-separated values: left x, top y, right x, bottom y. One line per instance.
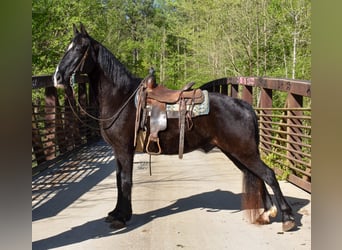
53, 65, 68, 88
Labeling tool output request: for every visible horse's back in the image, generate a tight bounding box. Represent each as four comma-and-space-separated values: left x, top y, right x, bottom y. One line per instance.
155, 92, 259, 155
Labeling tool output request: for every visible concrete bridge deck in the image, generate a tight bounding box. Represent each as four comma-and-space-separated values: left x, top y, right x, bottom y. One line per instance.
32, 139, 311, 250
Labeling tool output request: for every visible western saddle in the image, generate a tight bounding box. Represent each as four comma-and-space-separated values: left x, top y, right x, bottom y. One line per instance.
135, 69, 204, 159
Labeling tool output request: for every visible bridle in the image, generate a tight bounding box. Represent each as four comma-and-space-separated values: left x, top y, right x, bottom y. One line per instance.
69, 45, 90, 88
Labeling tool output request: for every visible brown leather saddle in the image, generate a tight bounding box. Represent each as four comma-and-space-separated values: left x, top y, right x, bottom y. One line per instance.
135, 70, 204, 159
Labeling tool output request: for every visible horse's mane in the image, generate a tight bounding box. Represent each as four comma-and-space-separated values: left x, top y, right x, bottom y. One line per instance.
95, 40, 139, 91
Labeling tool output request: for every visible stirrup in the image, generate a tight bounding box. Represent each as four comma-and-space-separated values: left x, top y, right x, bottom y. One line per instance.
146, 135, 162, 155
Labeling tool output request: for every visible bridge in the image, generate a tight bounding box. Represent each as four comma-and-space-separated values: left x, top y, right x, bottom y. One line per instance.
32, 76, 311, 249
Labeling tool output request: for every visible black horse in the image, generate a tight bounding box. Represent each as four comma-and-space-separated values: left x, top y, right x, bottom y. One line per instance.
53, 24, 296, 232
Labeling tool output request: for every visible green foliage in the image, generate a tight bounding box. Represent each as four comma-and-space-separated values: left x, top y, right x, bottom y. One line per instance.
32, 0, 108, 75
262, 152, 291, 180
32, 0, 311, 87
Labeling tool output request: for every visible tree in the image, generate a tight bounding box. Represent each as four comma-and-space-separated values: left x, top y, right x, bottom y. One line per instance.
32, 0, 108, 75
32, 0, 311, 83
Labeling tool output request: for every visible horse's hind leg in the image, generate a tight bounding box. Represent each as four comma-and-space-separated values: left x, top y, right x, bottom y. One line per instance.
242, 169, 276, 224
244, 157, 296, 231
223, 150, 295, 231
225, 153, 277, 224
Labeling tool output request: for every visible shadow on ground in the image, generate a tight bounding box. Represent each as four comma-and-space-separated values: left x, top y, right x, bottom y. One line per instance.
32, 189, 309, 250
32, 141, 116, 221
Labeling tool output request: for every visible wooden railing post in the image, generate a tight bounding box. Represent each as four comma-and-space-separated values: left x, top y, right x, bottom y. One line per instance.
64, 90, 76, 150
78, 82, 88, 142
286, 93, 304, 174
259, 87, 273, 151
230, 84, 239, 98
44, 87, 58, 160
242, 85, 253, 105
32, 101, 45, 164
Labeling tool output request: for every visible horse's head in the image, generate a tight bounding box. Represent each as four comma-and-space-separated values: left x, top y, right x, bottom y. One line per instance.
53, 23, 96, 88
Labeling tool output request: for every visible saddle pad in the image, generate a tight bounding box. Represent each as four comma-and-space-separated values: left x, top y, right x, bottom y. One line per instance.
165, 90, 210, 117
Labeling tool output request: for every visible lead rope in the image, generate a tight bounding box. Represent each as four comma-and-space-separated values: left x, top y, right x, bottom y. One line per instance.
66, 97, 101, 130
68, 75, 144, 130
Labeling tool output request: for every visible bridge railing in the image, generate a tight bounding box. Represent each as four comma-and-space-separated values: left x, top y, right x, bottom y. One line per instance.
32, 75, 311, 192
201, 77, 311, 192
32, 75, 101, 175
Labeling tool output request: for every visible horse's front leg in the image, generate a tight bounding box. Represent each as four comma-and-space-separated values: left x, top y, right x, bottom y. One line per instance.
105, 151, 134, 229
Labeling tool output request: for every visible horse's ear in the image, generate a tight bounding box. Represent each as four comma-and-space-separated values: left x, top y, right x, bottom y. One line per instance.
73, 24, 79, 35
80, 23, 89, 36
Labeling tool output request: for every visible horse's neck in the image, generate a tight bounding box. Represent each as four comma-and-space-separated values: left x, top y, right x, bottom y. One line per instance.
94, 74, 127, 111
90, 46, 139, 112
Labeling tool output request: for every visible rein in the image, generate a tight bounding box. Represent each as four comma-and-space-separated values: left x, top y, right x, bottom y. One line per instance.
66, 96, 101, 131
67, 76, 144, 130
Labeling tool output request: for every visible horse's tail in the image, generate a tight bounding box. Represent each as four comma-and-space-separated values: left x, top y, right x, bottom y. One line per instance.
242, 170, 264, 223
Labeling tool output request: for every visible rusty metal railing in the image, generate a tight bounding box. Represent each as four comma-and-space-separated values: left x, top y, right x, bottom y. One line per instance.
201, 77, 311, 192
32, 75, 101, 175
32, 75, 311, 192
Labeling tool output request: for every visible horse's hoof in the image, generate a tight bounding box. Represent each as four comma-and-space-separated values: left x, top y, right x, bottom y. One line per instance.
110, 220, 126, 229
256, 212, 270, 225
105, 215, 114, 223
282, 220, 296, 232
255, 206, 278, 225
